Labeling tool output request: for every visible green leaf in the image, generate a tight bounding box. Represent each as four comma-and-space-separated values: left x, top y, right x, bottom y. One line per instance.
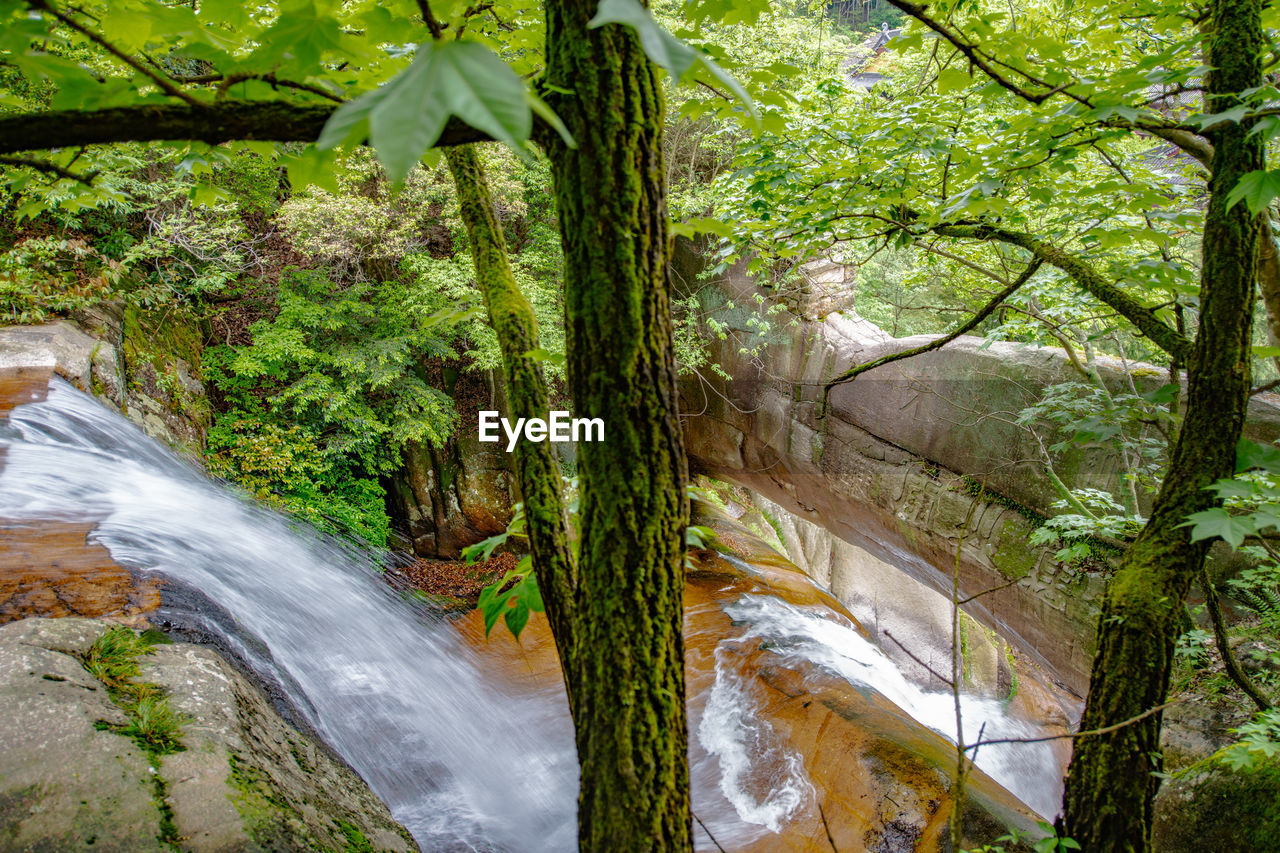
477, 564, 541, 640
1226, 169, 1280, 213
249, 0, 352, 74
319, 40, 533, 184
1237, 438, 1280, 473
523, 347, 565, 366
588, 0, 757, 122
528, 92, 576, 148
936, 67, 972, 95
1181, 508, 1256, 547
670, 216, 735, 239
462, 529, 507, 564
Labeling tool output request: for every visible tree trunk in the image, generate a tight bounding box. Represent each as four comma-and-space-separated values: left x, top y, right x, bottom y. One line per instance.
542, 0, 693, 848
445, 144, 579, 674
1061, 1, 1262, 849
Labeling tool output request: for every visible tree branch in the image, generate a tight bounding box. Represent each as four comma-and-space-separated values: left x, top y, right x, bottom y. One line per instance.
931, 223, 1194, 361
0, 101, 499, 155
0, 153, 96, 184
963, 701, 1177, 751
825, 259, 1041, 390
883, 0, 1086, 107
1200, 566, 1273, 711
28, 0, 205, 107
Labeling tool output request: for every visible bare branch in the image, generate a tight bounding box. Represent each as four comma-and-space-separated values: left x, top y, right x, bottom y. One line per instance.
825, 259, 1042, 391
962, 702, 1177, 751
883, 629, 955, 687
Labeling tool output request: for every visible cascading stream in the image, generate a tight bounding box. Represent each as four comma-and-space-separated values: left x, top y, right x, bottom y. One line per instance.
0, 379, 1063, 850
0, 379, 578, 852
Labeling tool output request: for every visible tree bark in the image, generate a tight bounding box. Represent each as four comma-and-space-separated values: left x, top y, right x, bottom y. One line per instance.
445, 144, 579, 677
1061, 1, 1263, 849
0, 102, 550, 155
542, 0, 693, 848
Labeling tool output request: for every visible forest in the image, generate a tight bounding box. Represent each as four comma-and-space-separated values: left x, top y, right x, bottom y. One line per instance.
0, 0, 1278, 851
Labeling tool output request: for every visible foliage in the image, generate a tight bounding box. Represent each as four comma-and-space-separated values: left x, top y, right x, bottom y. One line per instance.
204, 267, 462, 544
964, 821, 1079, 853
1184, 440, 1280, 629
467, 484, 719, 640
1217, 710, 1280, 772
0, 234, 124, 322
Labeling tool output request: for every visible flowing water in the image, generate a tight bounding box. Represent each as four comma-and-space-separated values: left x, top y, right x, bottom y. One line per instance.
0, 379, 1064, 850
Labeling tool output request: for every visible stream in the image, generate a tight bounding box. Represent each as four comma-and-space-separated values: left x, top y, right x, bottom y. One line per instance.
0, 378, 1064, 850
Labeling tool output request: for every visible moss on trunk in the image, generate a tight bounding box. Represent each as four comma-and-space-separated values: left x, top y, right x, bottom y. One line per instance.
543, 0, 693, 847
1061, 1, 1263, 849
445, 145, 579, 674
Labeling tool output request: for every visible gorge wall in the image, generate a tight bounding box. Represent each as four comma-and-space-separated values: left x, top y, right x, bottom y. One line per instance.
677, 246, 1280, 694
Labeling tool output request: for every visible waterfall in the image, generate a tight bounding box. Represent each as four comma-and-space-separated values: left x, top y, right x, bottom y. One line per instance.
0, 379, 1063, 850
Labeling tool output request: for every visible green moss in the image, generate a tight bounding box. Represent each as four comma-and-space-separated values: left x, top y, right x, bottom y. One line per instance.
335, 819, 375, 853
80, 626, 185, 849
956, 475, 1044, 523
991, 520, 1039, 580
228, 752, 308, 850
228, 752, 403, 853
1002, 643, 1019, 702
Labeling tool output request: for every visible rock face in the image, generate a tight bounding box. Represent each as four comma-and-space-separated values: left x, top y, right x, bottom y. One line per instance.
0, 617, 418, 853
1152, 752, 1280, 850
385, 434, 517, 558
678, 246, 1280, 694
742, 492, 1078, 746
458, 503, 1048, 852
0, 305, 208, 454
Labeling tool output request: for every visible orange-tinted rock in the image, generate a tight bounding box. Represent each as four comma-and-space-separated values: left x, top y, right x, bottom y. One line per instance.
0, 521, 161, 626
457, 559, 1043, 851
0, 371, 161, 626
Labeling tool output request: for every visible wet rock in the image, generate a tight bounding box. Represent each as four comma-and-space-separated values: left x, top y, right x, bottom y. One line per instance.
459, 508, 1050, 852
0, 308, 208, 454
0, 617, 418, 853
0, 521, 161, 626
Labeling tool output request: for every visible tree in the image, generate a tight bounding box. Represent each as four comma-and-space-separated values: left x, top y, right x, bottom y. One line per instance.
1063, 2, 1262, 847
0, 0, 753, 846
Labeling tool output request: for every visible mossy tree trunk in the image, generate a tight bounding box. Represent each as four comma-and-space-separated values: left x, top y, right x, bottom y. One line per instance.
542, 0, 693, 849
1061, 1, 1262, 849
445, 145, 579, 672
448, 8, 691, 850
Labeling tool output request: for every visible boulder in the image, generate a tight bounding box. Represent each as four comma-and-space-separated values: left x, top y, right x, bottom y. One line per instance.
1153, 752, 1280, 850
386, 434, 516, 558
0, 617, 418, 853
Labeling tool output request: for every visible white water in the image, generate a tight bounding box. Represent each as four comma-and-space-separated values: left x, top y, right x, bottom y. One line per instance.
0, 380, 1061, 849
720, 594, 1063, 819
0, 380, 578, 852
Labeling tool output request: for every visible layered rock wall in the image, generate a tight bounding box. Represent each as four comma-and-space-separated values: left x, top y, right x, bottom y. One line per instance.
679, 248, 1280, 693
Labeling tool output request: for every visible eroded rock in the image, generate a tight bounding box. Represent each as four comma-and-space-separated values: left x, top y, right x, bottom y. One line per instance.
0, 617, 418, 853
